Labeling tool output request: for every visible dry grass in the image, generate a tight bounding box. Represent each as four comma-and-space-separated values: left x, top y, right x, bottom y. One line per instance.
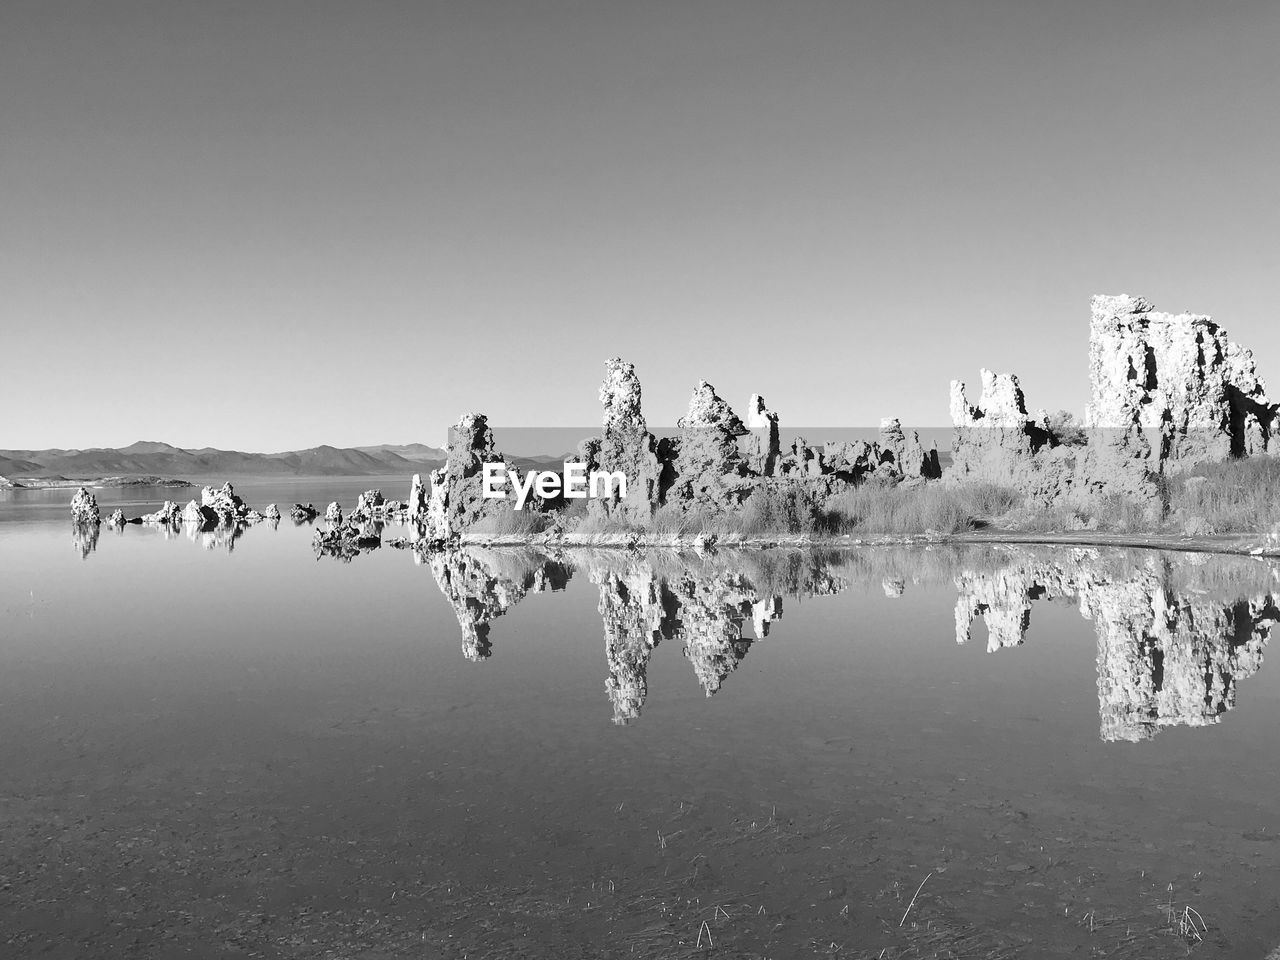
465, 456, 1280, 543
821, 482, 1021, 536
1167, 455, 1280, 533
467, 505, 553, 537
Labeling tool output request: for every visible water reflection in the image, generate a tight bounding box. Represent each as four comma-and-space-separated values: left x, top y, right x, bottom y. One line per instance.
955, 551, 1279, 740
424, 545, 1279, 740
429, 549, 572, 661
71, 520, 100, 559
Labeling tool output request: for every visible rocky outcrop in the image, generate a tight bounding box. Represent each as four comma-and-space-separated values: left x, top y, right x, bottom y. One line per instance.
290, 503, 319, 523
323, 501, 343, 526
264, 503, 281, 522
351, 489, 385, 521
950, 370, 1053, 483
106, 508, 127, 528
201, 483, 251, 526
1085, 294, 1279, 469
667, 381, 754, 512
407, 473, 428, 522
181, 499, 217, 526
582, 359, 663, 524
745, 394, 781, 477
313, 524, 380, 562
141, 500, 181, 525
949, 368, 1158, 509
421, 414, 525, 540
879, 418, 941, 481
70, 487, 100, 525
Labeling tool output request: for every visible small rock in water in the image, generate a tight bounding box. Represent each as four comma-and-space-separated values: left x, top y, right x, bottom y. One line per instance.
140, 500, 181, 525
70, 487, 101, 525
289, 503, 319, 523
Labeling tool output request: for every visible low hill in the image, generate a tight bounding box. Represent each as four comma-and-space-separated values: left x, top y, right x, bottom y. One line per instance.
0, 442, 448, 480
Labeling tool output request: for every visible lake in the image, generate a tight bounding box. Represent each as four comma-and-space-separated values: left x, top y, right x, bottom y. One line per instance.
1, 479, 1278, 958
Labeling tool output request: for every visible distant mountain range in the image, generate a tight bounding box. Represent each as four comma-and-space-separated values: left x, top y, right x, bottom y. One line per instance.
0, 441, 450, 481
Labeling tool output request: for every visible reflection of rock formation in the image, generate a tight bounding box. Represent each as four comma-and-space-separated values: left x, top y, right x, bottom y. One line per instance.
587, 556, 681, 723
1087, 576, 1275, 741
427, 547, 856, 720
313, 522, 381, 562
71, 521, 100, 559
421, 543, 1278, 736
953, 548, 1279, 740
184, 519, 245, 552
670, 571, 766, 696
429, 549, 571, 662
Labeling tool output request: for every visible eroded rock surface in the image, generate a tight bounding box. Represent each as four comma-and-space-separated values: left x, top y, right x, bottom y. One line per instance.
668, 381, 754, 512
746, 394, 781, 477
950, 368, 1157, 509
1086, 294, 1279, 468
422, 414, 525, 540
583, 359, 663, 525
879, 418, 941, 481
70, 487, 100, 525
290, 503, 319, 524
141, 501, 181, 525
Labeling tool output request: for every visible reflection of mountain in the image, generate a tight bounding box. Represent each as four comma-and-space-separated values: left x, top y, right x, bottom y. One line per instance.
429, 549, 571, 661
954, 549, 1279, 741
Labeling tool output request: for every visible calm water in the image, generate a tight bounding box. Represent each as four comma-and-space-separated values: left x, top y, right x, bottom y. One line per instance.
1, 480, 1279, 959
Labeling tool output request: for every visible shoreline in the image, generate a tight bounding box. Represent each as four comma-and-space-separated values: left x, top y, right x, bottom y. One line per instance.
446, 528, 1280, 557
7, 476, 194, 489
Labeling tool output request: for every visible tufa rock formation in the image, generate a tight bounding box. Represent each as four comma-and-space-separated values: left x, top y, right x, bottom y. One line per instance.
421, 414, 528, 540
879, 418, 941, 481
141, 500, 181, 525
1085, 294, 1279, 468
668, 381, 753, 512
70, 487, 100, 525
949, 368, 1158, 509
290, 503, 319, 523
351, 489, 386, 521
583, 358, 663, 524
745, 394, 781, 477
407, 473, 428, 522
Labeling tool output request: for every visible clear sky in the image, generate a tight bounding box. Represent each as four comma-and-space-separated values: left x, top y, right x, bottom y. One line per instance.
3, 0, 1277, 451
